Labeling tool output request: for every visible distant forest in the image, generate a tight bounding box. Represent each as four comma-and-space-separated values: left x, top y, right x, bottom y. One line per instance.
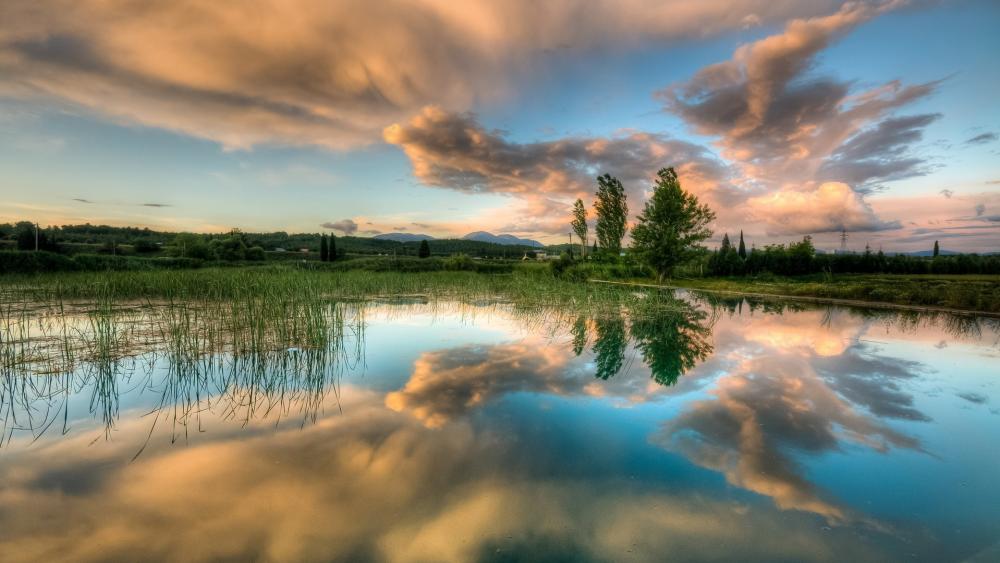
0, 221, 544, 259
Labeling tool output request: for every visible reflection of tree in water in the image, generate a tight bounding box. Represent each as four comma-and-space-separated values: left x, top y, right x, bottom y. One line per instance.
583, 299, 714, 386
571, 316, 588, 357
592, 316, 627, 380
630, 308, 714, 386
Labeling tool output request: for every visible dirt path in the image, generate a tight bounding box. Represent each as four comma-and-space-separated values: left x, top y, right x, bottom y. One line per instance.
588, 279, 1000, 319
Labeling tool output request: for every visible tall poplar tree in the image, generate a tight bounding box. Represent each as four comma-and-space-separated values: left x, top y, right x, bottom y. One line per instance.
738, 231, 747, 259
329, 235, 337, 261
320, 234, 329, 261
570, 199, 588, 258
594, 174, 628, 255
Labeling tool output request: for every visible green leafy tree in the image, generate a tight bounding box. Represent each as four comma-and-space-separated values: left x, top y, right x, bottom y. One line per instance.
570, 199, 588, 258
738, 231, 746, 259
418, 239, 431, 258
15, 222, 57, 252
594, 174, 627, 255
172, 233, 214, 260
630, 167, 716, 280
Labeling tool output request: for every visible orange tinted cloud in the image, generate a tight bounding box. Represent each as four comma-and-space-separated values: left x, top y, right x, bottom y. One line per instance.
0, 0, 842, 150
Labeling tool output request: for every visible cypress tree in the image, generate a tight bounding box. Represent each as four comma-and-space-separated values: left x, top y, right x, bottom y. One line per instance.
933, 240, 939, 257
329, 235, 337, 260
320, 234, 328, 262
738, 231, 746, 259
418, 239, 431, 258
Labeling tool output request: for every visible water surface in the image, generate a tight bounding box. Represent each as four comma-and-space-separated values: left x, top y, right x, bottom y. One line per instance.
1, 294, 998, 562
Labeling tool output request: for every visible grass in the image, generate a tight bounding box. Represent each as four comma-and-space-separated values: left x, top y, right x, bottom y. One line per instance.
659, 273, 1000, 314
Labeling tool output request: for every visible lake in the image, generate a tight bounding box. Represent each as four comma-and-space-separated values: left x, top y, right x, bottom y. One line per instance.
1, 292, 998, 562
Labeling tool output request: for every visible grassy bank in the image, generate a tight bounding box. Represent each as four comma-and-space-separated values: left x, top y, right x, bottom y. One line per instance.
661, 274, 1000, 314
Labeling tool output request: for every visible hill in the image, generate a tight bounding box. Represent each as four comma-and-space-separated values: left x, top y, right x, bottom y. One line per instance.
462, 231, 543, 247
372, 233, 435, 242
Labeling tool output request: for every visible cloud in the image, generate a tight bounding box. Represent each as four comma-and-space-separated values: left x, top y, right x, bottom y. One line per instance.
940, 189, 954, 198
819, 113, 940, 188
0, 0, 844, 150
975, 203, 986, 217
385, 106, 729, 198
964, 132, 997, 145
384, 106, 735, 235
72, 198, 93, 204
657, 1, 937, 235
141, 203, 171, 208
661, 1, 935, 187
747, 182, 901, 235
320, 218, 358, 235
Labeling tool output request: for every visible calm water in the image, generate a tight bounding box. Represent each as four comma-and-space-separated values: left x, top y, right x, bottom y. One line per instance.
1, 294, 998, 562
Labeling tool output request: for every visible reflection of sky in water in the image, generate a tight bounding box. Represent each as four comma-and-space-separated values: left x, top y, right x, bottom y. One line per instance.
1, 299, 998, 562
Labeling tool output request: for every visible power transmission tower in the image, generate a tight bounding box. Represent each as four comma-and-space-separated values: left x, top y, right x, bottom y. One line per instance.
839, 229, 848, 253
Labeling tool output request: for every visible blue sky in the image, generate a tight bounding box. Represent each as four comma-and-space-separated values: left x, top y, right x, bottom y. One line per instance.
1, 0, 997, 251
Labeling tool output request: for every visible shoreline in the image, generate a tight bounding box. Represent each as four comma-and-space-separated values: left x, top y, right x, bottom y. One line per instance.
588, 279, 1000, 318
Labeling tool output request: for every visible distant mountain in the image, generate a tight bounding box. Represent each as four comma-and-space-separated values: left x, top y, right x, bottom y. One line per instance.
461, 231, 544, 247
372, 233, 435, 242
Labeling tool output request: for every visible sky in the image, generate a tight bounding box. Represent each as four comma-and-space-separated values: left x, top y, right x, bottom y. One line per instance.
0, 0, 998, 252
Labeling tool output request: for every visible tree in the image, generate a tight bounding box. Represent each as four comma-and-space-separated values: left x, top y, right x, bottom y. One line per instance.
738, 231, 746, 260
418, 239, 431, 258
933, 240, 940, 258
594, 174, 627, 255
570, 199, 588, 258
320, 234, 329, 262
15, 222, 57, 252
630, 167, 716, 281
329, 234, 337, 260
172, 233, 213, 260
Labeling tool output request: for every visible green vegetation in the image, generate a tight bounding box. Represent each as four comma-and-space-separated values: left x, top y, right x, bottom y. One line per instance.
0, 221, 546, 260
667, 274, 1000, 314
631, 167, 715, 280
571, 198, 588, 258
594, 173, 628, 255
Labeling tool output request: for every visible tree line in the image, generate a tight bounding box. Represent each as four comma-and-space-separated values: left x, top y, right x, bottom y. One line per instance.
706, 235, 1000, 276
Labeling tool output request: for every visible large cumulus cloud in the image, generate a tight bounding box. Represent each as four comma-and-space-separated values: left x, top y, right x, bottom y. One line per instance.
658, 0, 941, 236
0, 0, 844, 150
